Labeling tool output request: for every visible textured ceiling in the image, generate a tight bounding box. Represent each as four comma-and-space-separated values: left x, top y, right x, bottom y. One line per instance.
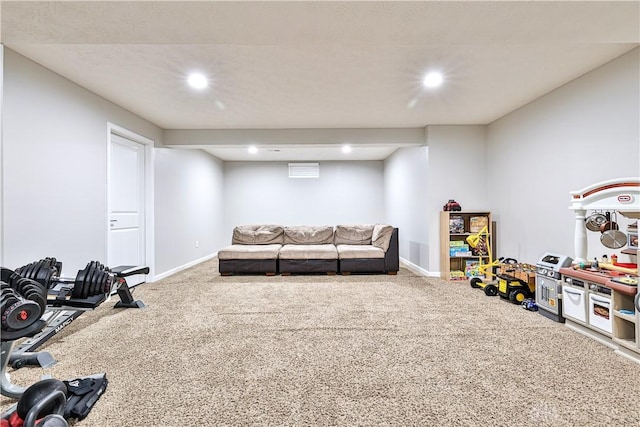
2, 1, 639, 160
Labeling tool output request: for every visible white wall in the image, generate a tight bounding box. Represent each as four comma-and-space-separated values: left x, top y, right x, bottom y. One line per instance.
486, 47, 640, 264
383, 128, 485, 275
425, 126, 488, 273
383, 146, 429, 271
2, 49, 164, 274
154, 148, 225, 276
223, 161, 384, 238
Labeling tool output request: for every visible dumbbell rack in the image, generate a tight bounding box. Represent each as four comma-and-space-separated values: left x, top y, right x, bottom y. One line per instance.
8, 266, 148, 368
9, 292, 107, 367
1, 321, 48, 399
2, 262, 148, 399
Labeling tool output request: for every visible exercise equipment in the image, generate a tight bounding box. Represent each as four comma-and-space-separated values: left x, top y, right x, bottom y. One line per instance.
16, 379, 67, 421
15, 258, 117, 300
7, 260, 147, 364
0, 277, 108, 426
1, 258, 147, 399
62, 374, 108, 421
3, 375, 108, 426
1, 281, 46, 334
13, 259, 148, 309
1, 276, 49, 400
2, 379, 69, 427
1, 374, 108, 427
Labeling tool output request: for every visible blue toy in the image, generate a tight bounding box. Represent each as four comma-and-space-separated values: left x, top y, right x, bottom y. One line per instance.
521, 298, 538, 311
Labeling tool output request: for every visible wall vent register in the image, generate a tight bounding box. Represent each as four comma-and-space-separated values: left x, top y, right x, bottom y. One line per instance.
288, 163, 320, 179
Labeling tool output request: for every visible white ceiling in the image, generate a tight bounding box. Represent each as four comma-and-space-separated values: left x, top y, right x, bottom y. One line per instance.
2, 1, 638, 161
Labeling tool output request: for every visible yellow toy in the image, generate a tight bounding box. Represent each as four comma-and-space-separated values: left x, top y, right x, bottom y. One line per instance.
466, 225, 534, 302
466, 225, 502, 294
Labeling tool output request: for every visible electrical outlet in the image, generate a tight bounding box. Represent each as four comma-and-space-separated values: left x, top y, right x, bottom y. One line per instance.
195, 240, 199, 248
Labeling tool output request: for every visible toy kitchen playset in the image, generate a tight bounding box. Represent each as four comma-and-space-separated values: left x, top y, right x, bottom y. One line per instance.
555, 178, 639, 363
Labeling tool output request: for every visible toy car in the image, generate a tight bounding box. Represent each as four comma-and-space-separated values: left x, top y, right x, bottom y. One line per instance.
497, 273, 535, 304
443, 199, 462, 212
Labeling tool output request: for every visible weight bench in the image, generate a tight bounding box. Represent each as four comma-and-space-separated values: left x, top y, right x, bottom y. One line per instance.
4, 265, 148, 378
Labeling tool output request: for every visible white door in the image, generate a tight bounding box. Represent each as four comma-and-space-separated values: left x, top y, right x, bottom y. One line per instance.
108, 133, 146, 286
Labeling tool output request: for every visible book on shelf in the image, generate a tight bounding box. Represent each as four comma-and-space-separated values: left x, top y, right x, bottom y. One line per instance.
450, 244, 471, 257
450, 270, 466, 280
465, 260, 481, 278
449, 243, 469, 250
449, 251, 474, 258
453, 251, 473, 257
469, 216, 488, 233
449, 216, 464, 233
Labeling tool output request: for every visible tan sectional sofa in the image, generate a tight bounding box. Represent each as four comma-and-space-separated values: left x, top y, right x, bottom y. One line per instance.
279, 225, 338, 274
218, 224, 399, 276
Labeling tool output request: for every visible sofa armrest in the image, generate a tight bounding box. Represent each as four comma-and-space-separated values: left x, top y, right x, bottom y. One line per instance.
384, 228, 399, 272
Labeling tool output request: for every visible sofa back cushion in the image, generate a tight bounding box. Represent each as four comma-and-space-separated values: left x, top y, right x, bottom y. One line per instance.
334, 224, 374, 245
372, 224, 394, 252
232, 225, 284, 245
284, 225, 334, 245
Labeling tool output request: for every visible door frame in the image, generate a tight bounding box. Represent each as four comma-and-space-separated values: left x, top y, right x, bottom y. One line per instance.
106, 122, 155, 281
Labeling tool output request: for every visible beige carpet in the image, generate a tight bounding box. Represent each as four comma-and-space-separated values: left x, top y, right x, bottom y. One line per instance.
2, 259, 640, 426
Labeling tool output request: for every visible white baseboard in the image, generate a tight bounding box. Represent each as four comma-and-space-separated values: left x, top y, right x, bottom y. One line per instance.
152, 252, 218, 282
400, 258, 439, 277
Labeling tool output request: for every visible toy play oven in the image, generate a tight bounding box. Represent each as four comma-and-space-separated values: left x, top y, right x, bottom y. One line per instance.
535, 252, 573, 322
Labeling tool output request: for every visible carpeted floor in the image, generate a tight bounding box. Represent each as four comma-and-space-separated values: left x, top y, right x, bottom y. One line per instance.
2, 259, 640, 426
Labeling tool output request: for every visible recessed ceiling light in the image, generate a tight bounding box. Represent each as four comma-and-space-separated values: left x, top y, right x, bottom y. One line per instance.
423, 72, 443, 88
187, 73, 208, 89
342, 145, 352, 154
248, 146, 258, 154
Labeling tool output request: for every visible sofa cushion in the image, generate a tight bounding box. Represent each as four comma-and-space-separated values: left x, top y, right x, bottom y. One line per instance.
334, 224, 374, 245
218, 244, 282, 260
372, 224, 394, 252
284, 225, 334, 245
336, 244, 385, 259
232, 225, 284, 245
279, 244, 338, 260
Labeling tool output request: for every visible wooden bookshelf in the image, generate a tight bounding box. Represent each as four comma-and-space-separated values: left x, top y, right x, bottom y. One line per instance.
440, 211, 494, 281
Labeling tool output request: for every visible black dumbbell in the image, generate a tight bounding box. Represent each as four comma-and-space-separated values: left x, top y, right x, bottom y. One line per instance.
16, 258, 61, 289
16, 259, 113, 300
1, 282, 43, 331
